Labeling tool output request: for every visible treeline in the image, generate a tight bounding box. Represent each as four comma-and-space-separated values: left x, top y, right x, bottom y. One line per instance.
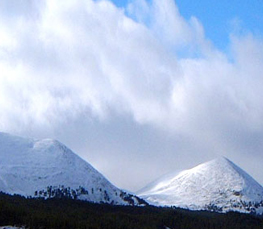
34, 185, 147, 206
0, 192, 263, 229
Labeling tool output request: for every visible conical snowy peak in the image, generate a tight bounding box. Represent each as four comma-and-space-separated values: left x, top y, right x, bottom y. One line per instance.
0, 132, 146, 206
138, 157, 263, 214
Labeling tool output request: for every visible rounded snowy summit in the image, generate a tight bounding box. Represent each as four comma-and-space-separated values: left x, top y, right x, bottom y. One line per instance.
138, 157, 263, 213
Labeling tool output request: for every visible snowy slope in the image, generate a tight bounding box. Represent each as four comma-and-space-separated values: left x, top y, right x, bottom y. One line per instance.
138, 157, 263, 213
0, 132, 146, 206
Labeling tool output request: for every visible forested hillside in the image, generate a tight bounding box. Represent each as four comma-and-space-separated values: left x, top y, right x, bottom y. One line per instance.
0, 192, 263, 229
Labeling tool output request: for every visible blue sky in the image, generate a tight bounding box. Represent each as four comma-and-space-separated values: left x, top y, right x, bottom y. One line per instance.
176, 0, 263, 50
110, 0, 263, 51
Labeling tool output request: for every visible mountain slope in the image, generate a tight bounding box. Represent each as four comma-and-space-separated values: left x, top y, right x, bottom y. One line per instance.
0, 132, 146, 206
138, 157, 263, 213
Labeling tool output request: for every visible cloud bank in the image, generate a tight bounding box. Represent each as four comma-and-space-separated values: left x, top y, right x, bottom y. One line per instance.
0, 0, 263, 190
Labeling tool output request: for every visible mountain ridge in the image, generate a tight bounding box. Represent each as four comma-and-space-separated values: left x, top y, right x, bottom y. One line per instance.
138, 157, 263, 214
0, 132, 146, 206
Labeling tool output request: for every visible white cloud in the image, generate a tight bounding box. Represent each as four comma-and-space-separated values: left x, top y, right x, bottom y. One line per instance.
0, 0, 263, 190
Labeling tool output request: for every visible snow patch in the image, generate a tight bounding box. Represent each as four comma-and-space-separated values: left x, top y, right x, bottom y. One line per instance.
0, 227, 25, 229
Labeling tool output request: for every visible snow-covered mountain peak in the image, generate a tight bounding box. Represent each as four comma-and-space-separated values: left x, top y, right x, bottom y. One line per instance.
190, 157, 239, 174
0, 132, 146, 206
199, 157, 239, 172
199, 156, 230, 166
138, 157, 263, 214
